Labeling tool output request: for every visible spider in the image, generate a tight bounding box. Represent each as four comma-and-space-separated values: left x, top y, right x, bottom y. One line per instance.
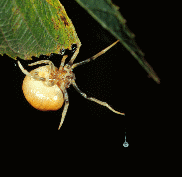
18, 40, 125, 129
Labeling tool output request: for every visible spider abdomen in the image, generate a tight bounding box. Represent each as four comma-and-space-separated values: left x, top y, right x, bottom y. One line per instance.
22, 66, 64, 111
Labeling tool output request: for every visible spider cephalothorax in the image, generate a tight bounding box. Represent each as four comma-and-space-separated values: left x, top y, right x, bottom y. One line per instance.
18, 40, 125, 129
48, 61, 75, 90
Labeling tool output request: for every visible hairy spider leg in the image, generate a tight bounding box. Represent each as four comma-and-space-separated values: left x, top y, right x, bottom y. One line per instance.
72, 80, 125, 115
58, 90, 69, 130
72, 40, 119, 69
68, 42, 82, 65
17, 61, 45, 81
29, 59, 55, 74
18, 61, 33, 77
28, 60, 54, 68
60, 55, 68, 67
28, 60, 58, 86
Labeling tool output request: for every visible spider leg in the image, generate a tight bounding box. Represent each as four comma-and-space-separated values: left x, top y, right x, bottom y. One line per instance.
28, 60, 57, 85
28, 60, 55, 72
72, 40, 119, 69
60, 55, 68, 68
58, 90, 69, 130
68, 42, 81, 66
72, 80, 125, 115
18, 60, 45, 81
18, 61, 32, 77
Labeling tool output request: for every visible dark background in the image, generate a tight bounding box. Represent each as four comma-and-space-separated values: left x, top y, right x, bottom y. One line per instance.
0, 1, 164, 150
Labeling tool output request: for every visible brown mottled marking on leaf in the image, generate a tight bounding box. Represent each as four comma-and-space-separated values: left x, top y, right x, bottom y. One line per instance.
60, 16, 69, 26
51, 17, 59, 30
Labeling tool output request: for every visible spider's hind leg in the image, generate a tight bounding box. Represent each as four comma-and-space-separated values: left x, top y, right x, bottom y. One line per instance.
18, 60, 32, 77
17, 60, 44, 81
18, 60, 54, 83
29, 60, 57, 86
28, 60, 56, 73
58, 90, 69, 130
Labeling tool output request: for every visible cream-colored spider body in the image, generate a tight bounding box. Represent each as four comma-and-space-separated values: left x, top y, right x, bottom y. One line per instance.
18, 40, 125, 130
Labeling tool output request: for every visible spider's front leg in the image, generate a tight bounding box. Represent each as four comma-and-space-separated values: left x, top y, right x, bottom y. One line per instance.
72, 80, 125, 116
60, 55, 68, 67
58, 90, 69, 130
68, 42, 81, 66
72, 40, 119, 69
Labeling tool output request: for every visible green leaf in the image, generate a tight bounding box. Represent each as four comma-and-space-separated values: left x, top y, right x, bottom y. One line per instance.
75, 0, 160, 84
0, 0, 81, 60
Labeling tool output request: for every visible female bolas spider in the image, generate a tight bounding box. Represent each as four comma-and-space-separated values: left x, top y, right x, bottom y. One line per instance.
18, 40, 125, 130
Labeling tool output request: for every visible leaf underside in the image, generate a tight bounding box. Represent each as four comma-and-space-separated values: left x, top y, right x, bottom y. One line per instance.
0, 0, 159, 83
75, 0, 160, 84
0, 0, 80, 60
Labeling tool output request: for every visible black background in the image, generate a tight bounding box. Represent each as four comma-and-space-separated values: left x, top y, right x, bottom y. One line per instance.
0, 1, 164, 151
